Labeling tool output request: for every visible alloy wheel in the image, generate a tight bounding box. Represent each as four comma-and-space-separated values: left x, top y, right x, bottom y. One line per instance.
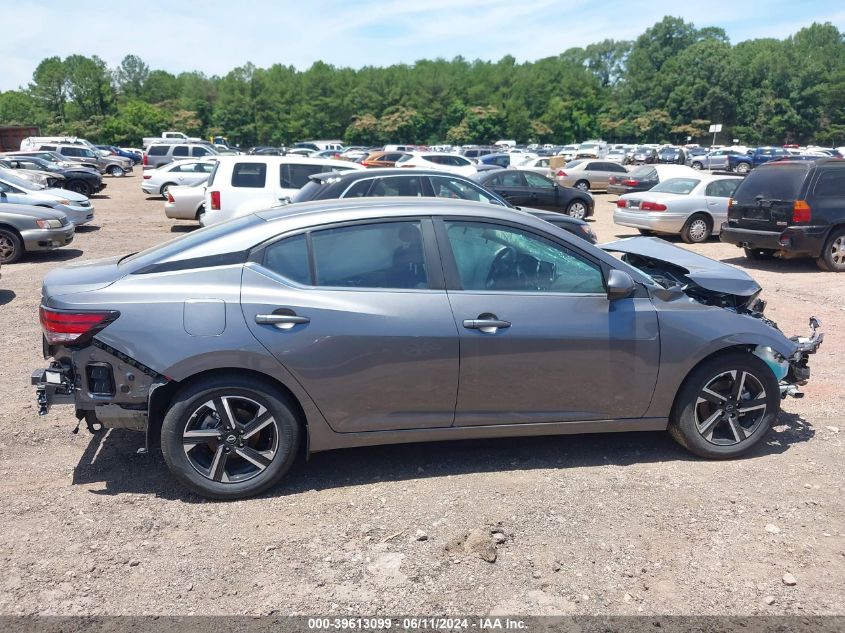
182, 396, 279, 483
688, 218, 709, 241
568, 202, 586, 219
830, 235, 845, 266
0, 234, 16, 261
695, 370, 768, 445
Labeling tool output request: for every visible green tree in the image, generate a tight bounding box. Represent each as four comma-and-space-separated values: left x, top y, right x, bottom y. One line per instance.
114, 55, 150, 99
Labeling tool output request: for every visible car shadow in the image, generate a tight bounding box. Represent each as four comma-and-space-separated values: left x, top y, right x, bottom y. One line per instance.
74, 225, 100, 233
170, 225, 198, 233
145, 196, 164, 202
721, 256, 820, 274
89, 194, 110, 200
72, 411, 815, 501
0, 289, 15, 305
26, 248, 83, 263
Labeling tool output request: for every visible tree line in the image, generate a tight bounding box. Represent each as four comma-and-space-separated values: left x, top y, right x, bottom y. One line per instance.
1, 17, 844, 148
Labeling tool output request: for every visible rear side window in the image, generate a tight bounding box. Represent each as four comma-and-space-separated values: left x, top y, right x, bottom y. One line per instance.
40, 145, 56, 151
342, 179, 372, 198
630, 167, 657, 180
705, 179, 740, 197
369, 176, 425, 197
263, 234, 310, 285
148, 146, 169, 156
173, 146, 189, 157
812, 169, 845, 198
232, 163, 267, 188
431, 176, 500, 204
311, 221, 427, 289
734, 166, 808, 203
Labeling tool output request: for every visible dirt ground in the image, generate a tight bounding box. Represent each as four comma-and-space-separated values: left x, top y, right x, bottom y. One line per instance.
0, 174, 842, 617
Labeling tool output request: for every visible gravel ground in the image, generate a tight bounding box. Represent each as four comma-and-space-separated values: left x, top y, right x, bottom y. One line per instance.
0, 175, 842, 616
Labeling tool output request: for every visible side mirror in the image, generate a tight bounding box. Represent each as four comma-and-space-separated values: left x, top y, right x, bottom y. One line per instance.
607, 269, 636, 300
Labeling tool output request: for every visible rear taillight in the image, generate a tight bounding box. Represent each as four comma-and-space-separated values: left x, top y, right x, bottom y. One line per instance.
609, 176, 618, 184
210, 190, 221, 210
623, 179, 639, 187
143, 154, 148, 166
166, 191, 175, 203
39, 307, 117, 345
616, 199, 627, 208
143, 174, 151, 180
641, 201, 667, 211
728, 197, 735, 210
792, 200, 811, 223
556, 170, 567, 177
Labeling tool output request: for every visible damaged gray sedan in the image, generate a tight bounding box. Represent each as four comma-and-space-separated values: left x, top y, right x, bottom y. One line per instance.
32, 198, 823, 499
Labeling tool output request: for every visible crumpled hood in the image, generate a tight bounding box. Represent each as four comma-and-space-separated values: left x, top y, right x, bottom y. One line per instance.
602, 236, 761, 297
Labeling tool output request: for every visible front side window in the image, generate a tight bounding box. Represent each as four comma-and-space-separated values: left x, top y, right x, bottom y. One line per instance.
231, 162, 267, 188
444, 221, 604, 293
312, 221, 427, 289
523, 172, 554, 189
431, 176, 500, 204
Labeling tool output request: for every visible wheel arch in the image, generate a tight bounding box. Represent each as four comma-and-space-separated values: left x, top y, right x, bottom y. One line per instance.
0, 222, 24, 240
147, 366, 314, 456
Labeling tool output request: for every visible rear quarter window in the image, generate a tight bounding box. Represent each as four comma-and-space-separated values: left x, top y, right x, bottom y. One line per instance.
232, 162, 267, 188
812, 169, 845, 198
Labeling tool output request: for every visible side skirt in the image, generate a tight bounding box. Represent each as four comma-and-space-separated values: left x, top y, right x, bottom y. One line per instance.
308, 418, 669, 453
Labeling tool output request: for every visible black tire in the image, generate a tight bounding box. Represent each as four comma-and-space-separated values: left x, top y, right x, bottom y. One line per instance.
744, 247, 776, 260
65, 179, 92, 196
816, 227, 845, 272
691, 161, 703, 170
669, 352, 780, 459
735, 162, 751, 174
160, 375, 301, 500
681, 213, 712, 244
0, 227, 24, 264
107, 165, 126, 177
566, 199, 588, 219
160, 182, 176, 198
574, 180, 590, 192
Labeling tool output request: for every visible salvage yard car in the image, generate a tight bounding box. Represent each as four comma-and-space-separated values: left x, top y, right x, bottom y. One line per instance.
0, 170, 95, 226
614, 175, 742, 242
33, 198, 822, 499
0, 203, 74, 263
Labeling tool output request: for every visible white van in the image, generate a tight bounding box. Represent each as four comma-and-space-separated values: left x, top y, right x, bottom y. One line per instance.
20, 136, 97, 152
202, 156, 365, 226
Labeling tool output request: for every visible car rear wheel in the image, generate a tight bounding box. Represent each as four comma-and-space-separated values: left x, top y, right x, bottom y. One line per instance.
107, 165, 126, 177
816, 228, 845, 272
735, 162, 751, 174
744, 247, 776, 260
0, 228, 23, 264
669, 352, 779, 459
65, 180, 92, 196
566, 200, 587, 219
161, 375, 301, 500
691, 161, 703, 170
681, 214, 712, 244
574, 180, 589, 192
160, 183, 176, 198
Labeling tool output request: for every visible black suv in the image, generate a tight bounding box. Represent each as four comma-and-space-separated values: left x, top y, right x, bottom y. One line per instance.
720, 158, 845, 271
292, 168, 597, 243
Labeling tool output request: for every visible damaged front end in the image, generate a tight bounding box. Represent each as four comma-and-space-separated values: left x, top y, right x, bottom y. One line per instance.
602, 237, 824, 399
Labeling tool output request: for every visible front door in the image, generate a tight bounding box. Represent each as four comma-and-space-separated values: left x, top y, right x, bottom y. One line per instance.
242, 218, 460, 433
437, 219, 660, 426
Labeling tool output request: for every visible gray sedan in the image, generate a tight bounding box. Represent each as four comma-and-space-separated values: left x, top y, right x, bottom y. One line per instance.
0, 170, 94, 226
0, 203, 74, 263
33, 198, 822, 499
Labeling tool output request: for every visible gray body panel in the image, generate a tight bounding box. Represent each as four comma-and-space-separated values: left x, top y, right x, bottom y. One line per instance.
37, 197, 803, 453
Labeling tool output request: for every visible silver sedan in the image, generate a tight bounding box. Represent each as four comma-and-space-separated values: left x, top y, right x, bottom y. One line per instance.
614, 175, 742, 243
141, 159, 216, 197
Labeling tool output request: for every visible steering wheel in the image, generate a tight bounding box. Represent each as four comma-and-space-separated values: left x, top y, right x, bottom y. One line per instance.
485, 246, 519, 290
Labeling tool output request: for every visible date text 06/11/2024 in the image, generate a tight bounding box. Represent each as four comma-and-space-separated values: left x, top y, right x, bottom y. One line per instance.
307, 617, 528, 630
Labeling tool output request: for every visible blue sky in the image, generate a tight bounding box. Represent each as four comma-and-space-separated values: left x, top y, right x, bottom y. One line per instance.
2, 0, 844, 91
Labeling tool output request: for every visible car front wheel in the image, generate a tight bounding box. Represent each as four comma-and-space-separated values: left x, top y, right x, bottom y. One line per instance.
566, 200, 587, 219
108, 165, 126, 177
161, 375, 301, 499
669, 352, 779, 459
0, 228, 23, 264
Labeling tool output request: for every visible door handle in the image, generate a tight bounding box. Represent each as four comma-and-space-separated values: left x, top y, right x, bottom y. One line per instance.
463, 318, 511, 333
255, 314, 310, 329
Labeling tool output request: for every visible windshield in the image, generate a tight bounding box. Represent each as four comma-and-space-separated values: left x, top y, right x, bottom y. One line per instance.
734, 165, 808, 203
651, 178, 700, 194
579, 143, 597, 150
0, 170, 44, 190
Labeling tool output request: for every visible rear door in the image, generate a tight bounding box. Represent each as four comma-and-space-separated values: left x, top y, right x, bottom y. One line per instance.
485, 171, 531, 204
704, 178, 741, 227
728, 164, 810, 230
242, 218, 460, 432
522, 171, 562, 209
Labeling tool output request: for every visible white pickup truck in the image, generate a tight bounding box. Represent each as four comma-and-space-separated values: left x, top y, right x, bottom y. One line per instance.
142, 131, 203, 148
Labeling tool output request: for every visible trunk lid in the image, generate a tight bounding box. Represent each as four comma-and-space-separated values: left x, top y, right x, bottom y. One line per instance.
42, 255, 125, 302
727, 163, 810, 230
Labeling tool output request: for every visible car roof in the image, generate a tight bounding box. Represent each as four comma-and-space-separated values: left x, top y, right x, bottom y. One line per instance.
214, 155, 360, 166
309, 167, 470, 182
